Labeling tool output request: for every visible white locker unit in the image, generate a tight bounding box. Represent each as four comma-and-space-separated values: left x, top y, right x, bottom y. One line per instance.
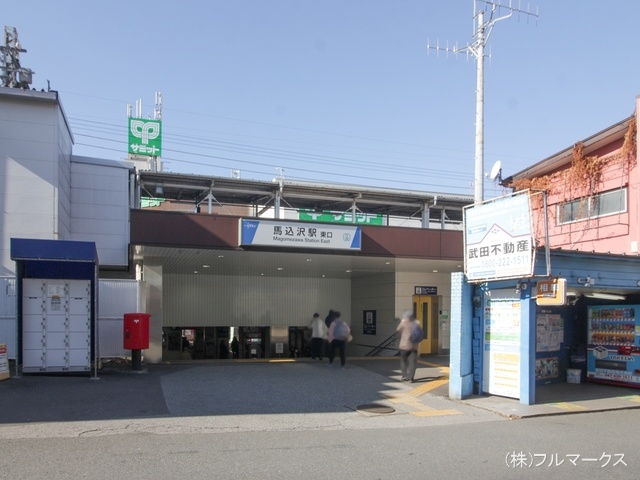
22, 279, 92, 373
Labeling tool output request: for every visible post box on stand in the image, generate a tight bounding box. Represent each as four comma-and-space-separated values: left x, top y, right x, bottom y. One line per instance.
123, 313, 150, 370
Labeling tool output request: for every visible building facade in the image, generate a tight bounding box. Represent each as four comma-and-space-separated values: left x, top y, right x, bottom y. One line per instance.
450, 97, 640, 404
0, 85, 474, 368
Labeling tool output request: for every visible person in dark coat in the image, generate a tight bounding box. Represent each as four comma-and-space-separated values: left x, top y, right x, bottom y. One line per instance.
324, 309, 337, 359
231, 336, 239, 359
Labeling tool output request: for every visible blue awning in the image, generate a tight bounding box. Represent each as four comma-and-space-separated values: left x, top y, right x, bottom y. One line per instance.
11, 238, 98, 264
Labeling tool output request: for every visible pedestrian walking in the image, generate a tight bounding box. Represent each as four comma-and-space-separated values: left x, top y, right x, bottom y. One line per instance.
231, 336, 239, 359
396, 311, 422, 382
324, 309, 337, 359
327, 311, 351, 368
325, 309, 336, 328
309, 312, 327, 360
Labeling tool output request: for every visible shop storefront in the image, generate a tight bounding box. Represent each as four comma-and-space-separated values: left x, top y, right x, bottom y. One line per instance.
453, 249, 640, 405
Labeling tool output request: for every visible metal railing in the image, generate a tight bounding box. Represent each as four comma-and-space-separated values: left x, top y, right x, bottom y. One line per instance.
364, 332, 399, 357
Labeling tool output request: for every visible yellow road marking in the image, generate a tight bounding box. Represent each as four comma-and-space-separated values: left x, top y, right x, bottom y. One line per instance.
381, 388, 462, 417
548, 402, 587, 411
411, 409, 463, 417
417, 359, 450, 374
407, 377, 449, 397
619, 395, 640, 403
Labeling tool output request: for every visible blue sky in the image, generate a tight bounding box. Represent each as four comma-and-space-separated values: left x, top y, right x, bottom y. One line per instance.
3, 1, 639, 198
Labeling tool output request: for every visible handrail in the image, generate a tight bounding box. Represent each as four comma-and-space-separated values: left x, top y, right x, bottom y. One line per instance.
364, 332, 399, 357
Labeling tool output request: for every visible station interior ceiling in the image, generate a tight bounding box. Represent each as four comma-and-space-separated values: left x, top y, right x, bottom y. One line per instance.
136, 246, 464, 280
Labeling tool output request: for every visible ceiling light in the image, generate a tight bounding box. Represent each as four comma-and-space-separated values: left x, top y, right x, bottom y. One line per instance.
584, 292, 626, 301
346, 270, 352, 273
277, 267, 284, 271
202, 264, 210, 268
432, 270, 438, 273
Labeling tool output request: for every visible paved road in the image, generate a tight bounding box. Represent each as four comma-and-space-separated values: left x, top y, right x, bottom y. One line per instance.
2, 407, 638, 479
0, 357, 500, 438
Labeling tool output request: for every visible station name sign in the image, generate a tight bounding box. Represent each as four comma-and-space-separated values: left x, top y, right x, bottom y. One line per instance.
240, 219, 361, 250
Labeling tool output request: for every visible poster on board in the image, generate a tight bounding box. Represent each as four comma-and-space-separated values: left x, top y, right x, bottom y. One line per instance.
0, 344, 9, 381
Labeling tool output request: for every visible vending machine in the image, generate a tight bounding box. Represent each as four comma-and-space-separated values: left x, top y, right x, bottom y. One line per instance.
587, 305, 640, 387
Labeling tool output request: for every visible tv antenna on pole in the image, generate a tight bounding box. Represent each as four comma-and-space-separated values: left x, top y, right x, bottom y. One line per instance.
0, 26, 34, 88
428, 0, 538, 204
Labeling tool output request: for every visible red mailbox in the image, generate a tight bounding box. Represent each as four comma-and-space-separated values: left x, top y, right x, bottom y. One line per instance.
123, 313, 150, 350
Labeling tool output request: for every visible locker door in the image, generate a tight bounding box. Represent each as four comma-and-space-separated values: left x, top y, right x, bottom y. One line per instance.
22, 280, 46, 372
22, 279, 92, 372
67, 280, 91, 370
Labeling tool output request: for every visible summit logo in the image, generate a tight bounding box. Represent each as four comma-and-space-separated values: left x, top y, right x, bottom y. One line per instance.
128, 118, 162, 156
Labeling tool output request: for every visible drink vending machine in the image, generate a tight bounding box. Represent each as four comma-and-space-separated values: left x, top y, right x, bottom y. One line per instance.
587, 305, 640, 387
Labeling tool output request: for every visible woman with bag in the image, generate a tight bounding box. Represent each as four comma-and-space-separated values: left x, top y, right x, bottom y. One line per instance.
397, 311, 421, 382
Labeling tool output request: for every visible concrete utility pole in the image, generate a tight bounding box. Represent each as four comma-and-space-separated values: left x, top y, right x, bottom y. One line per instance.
429, 1, 538, 204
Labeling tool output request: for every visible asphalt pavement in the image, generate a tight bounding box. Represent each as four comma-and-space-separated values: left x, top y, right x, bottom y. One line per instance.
1, 355, 640, 439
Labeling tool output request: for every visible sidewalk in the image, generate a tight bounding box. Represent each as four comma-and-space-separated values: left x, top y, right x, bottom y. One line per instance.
1, 356, 639, 430
354, 355, 640, 419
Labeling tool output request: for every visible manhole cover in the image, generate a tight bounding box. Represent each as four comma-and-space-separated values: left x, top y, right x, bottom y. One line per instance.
356, 404, 395, 414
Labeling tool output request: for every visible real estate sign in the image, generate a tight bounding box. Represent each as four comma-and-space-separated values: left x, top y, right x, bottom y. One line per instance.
464, 191, 535, 282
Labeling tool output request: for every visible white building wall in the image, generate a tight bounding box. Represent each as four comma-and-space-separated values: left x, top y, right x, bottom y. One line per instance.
0, 90, 73, 276
55, 105, 73, 240
70, 157, 132, 267
350, 272, 396, 356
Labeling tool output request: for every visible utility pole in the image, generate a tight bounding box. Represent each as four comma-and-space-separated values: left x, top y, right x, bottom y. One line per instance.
429, 1, 538, 204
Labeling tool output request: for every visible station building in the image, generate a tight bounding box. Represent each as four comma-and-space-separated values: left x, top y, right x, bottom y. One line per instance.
0, 85, 474, 371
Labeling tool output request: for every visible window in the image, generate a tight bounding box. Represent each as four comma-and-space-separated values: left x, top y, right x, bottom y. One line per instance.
556, 188, 627, 225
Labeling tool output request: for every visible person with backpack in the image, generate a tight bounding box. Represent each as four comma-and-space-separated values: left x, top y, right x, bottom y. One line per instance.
396, 310, 422, 382
327, 311, 351, 368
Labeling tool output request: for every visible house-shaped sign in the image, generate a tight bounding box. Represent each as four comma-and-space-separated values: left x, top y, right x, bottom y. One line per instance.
463, 192, 535, 282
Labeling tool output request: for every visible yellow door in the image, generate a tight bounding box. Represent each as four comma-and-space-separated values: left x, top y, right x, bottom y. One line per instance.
413, 295, 439, 355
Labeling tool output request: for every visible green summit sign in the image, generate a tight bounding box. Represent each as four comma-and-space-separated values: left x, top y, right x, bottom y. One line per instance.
128, 118, 162, 156
298, 210, 383, 225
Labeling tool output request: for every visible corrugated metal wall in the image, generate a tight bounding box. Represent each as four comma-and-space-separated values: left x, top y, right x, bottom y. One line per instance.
98, 279, 145, 357
70, 160, 131, 267
163, 273, 350, 327
0, 278, 17, 359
